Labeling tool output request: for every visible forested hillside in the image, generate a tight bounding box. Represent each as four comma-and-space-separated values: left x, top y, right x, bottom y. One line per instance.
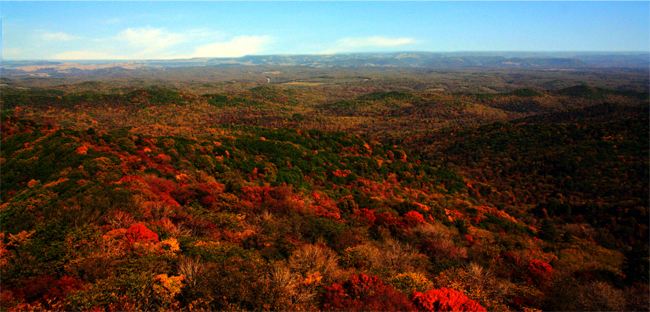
1, 72, 648, 311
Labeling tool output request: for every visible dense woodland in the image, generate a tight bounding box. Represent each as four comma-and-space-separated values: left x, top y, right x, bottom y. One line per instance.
0, 66, 648, 311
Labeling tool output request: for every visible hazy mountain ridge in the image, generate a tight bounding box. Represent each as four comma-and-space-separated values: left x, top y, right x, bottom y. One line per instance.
3, 52, 649, 77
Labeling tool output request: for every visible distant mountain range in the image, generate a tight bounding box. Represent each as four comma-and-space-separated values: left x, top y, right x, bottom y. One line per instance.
2, 52, 648, 77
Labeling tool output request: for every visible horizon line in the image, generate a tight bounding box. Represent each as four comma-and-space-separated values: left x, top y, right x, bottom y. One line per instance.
3, 50, 650, 62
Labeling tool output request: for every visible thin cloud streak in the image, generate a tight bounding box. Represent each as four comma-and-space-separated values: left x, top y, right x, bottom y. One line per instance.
41, 31, 79, 41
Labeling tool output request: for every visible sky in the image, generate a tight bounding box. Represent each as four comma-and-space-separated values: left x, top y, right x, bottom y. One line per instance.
1, 1, 649, 60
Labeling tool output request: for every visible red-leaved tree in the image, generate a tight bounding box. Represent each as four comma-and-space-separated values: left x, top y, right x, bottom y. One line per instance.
412, 288, 486, 312
322, 273, 416, 311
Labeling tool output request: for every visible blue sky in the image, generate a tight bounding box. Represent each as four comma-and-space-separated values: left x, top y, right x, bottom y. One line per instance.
1, 1, 649, 60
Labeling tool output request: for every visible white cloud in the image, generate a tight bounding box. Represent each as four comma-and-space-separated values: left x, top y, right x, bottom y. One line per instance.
323, 36, 416, 53
52, 50, 124, 60
41, 31, 78, 41
39, 27, 270, 60
116, 27, 186, 53
190, 35, 272, 58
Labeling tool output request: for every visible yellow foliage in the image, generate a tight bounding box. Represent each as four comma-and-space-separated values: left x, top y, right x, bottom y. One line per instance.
389, 272, 434, 293
153, 274, 185, 302
159, 238, 181, 254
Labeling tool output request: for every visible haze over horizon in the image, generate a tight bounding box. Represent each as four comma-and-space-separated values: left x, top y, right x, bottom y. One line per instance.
2, 1, 649, 61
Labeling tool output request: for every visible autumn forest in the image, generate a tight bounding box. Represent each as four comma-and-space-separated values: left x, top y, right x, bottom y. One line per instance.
0, 53, 649, 312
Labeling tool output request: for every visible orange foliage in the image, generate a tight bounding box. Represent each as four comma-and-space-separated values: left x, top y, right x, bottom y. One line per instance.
303, 272, 323, 286
43, 177, 69, 188
413, 202, 431, 212
75, 144, 89, 155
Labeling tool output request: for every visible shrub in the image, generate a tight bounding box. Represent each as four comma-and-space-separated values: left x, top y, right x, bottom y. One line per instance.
288, 244, 341, 283
404, 210, 426, 225
389, 272, 434, 293
412, 288, 486, 312
201, 255, 270, 310
14, 275, 84, 304
341, 239, 429, 277
153, 274, 184, 305
354, 208, 377, 225
259, 263, 319, 310
527, 259, 553, 284
125, 223, 159, 244
322, 273, 416, 311
310, 192, 341, 220
434, 263, 517, 311
545, 278, 626, 311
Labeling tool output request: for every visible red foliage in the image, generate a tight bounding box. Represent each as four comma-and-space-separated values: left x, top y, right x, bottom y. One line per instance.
311, 192, 341, 220
323, 274, 416, 311
419, 238, 468, 261
155, 153, 172, 163
169, 186, 196, 206
118, 175, 181, 208
528, 259, 553, 283
145, 175, 177, 196
171, 182, 225, 207
148, 179, 181, 208
464, 234, 475, 245
404, 210, 426, 225
14, 275, 84, 303
332, 169, 352, 178
51, 276, 84, 298
125, 223, 159, 244
241, 185, 341, 220
355, 177, 401, 202
182, 215, 218, 237
412, 288, 486, 312
0, 290, 14, 306
241, 184, 308, 215
240, 185, 273, 209
354, 208, 376, 225
375, 211, 404, 228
